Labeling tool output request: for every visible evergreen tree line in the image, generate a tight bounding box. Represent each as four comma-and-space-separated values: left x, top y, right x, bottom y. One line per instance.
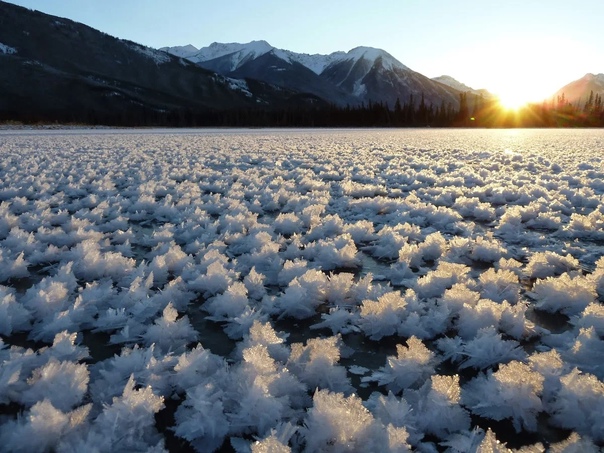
2, 91, 604, 128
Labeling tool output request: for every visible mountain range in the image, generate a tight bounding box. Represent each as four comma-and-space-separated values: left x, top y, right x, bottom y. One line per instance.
0, 1, 602, 125
160, 41, 463, 109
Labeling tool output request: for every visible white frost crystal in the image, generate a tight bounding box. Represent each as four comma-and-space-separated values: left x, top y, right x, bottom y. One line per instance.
364, 336, 436, 393
462, 361, 544, 432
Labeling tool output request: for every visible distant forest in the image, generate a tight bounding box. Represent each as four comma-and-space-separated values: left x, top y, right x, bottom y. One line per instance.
2, 91, 604, 128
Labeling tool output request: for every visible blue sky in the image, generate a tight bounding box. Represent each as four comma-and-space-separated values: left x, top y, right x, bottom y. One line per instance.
6, 0, 604, 102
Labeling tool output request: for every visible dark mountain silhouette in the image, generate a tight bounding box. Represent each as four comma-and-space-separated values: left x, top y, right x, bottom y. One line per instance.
0, 1, 320, 124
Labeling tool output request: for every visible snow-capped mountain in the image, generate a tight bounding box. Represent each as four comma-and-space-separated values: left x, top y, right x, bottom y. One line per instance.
554, 73, 604, 104
163, 41, 461, 108
165, 41, 275, 73
319, 46, 409, 92
319, 46, 460, 108
162, 41, 348, 76
165, 41, 357, 105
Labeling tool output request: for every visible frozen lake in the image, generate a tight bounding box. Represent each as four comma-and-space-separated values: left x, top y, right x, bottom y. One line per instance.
0, 128, 603, 452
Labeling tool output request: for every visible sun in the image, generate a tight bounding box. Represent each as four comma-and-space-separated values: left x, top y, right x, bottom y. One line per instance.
491, 73, 539, 111
453, 35, 584, 112
497, 91, 529, 111
491, 74, 546, 111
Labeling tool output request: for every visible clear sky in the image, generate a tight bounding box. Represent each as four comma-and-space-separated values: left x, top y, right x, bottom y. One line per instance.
5, 0, 604, 104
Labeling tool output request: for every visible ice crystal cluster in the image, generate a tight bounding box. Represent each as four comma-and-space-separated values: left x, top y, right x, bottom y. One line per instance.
0, 128, 603, 452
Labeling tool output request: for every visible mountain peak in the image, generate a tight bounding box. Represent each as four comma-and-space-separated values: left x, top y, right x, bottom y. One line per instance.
347, 46, 387, 57
208, 40, 273, 53
432, 75, 475, 92
345, 46, 408, 71
159, 44, 198, 59
581, 73, 604, 82
179, 44, 199, 53
159, 41, 277, 73
184, 40, 275, 71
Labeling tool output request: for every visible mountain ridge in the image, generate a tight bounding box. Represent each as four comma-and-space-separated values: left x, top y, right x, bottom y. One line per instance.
162, 40, 461, 108
160, 42, 411, 76
162, 42, 412, 79
0, 2, 324, 124
164, 41, 602, 107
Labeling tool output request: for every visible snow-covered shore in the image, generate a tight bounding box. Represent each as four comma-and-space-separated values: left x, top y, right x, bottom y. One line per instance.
0, 128, 603, 452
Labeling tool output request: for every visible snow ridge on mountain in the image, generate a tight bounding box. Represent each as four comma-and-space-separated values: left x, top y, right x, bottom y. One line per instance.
200, 41, 272, 65
163, 41, 409, 76
272, 48, 346, 75
160, 44, 198, 59
162, 41, 274, 72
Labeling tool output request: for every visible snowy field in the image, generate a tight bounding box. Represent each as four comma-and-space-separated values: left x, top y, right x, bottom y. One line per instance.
0, 128, 603, 452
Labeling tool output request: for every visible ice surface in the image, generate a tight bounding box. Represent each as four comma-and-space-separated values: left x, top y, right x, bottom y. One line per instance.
1, 128, 603, 451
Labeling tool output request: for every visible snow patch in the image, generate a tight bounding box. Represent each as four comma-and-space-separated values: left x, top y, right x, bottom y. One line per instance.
0, 43, 17, 55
